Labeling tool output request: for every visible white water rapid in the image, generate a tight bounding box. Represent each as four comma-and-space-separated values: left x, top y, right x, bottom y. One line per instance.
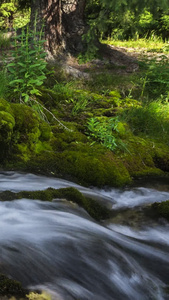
0, 172, 169, 300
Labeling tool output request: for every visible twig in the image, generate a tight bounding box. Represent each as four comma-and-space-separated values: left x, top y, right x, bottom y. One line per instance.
30, 98, 73, 132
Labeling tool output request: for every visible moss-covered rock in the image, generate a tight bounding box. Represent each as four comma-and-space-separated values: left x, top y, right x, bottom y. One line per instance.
39, 122, 52, 142
0, 273, 27, 298
0, 88, 169, 188
152, 143, 169, 172
152, 200, 169, 221
0, 187, 111, 221
8, 103, 53, 161
0, 109, 15, 161
0, 98, 13, 113
122, 136, 163, 178
11, 104, 41, 144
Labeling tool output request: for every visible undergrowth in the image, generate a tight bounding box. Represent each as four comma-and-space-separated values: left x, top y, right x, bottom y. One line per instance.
121, 101, 169, 144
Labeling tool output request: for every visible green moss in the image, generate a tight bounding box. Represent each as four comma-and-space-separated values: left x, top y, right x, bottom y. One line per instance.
0, 187, 111, 221
1, 92, 169, 189
0, 98, 12, 113
25, 139, 131, 187
109, 90, 121, 98
0, 111, 15, 161
27, 291, 51, 300
153, 144, 169, 172
39, 122, 52, 141
10, 104, 51, 159
62, 150, 129, 187
120, 97, 140, 108
38, 87, 72, 107
0, 273, 27, 298
0, 111, 15, 137
51, 125, 88, 152
121, 135, 164, 178
152, 200, 169, 221
16, 143, 30, 162
116, 122, 129, 138
11, 104, 40, 142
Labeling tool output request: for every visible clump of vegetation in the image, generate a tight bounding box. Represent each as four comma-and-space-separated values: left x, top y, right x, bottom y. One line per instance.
152, 200, 169, 221
121, 101, 169, 144
0, 70, 10, 98
140, 56, 169, 100
0, 31, 11, 49
27, 291, 51, 300
86, 116, 126, 151
0, 273, 27, 298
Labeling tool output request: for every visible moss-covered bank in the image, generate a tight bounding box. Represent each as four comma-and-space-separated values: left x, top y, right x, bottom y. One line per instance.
0, 95, 169, 188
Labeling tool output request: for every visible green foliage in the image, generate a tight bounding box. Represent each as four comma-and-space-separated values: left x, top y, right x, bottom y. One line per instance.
0, 273, 26, 297
152, 200, 169, 221
87, 116, 122, 151
7, 25, 47, 103
103, 35, 165, 51
140, 56, 169, 99
0, 0, 30, 30
27, 292, 51, 300
85, 0, 169, 53
53, 82, 74, 100
0, 1, 16, 28
65, 90, 89, 116
0, 70, 10, 98
13, 7, 30, 29
78, 25, 99, 62
0, 31, 11, 48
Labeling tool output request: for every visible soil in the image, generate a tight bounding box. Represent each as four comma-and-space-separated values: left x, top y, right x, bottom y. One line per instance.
1, 42, 169, 78
58, 43, 169, 78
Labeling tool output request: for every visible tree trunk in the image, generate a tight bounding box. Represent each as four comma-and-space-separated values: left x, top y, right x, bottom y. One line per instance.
30, 0, 86, 55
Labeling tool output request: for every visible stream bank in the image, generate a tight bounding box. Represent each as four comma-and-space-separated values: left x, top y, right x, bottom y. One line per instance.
0, 96, 169, 188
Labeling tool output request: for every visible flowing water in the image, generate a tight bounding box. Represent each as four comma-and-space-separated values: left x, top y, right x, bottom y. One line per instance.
0, 172, 169, 300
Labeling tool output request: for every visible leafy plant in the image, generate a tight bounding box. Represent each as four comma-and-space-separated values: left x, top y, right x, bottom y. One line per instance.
7, 24, 47, 103
87, 117, 120, 151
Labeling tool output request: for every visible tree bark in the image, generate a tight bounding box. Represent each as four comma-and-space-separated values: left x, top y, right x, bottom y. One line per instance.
30, 0, 86, 55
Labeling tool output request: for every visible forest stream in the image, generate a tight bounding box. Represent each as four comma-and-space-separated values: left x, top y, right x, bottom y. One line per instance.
0, 172, 169, 300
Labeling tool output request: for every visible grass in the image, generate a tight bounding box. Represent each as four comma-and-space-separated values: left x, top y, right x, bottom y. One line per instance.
0, 70, 10, 98
120, 101, 169, 143
0, 31, 11, 49
102, 36, 169, 53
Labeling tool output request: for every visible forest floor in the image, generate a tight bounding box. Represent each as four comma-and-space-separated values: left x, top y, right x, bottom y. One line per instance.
61, 43, 169, 78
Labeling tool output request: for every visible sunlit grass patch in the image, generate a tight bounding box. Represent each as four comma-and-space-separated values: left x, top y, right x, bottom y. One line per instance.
0, 31, 11, 49
120, 101, 169, 143
102, 37, 168, 53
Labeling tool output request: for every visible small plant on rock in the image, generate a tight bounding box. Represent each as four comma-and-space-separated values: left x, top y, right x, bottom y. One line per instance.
87, 117, 125, 151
